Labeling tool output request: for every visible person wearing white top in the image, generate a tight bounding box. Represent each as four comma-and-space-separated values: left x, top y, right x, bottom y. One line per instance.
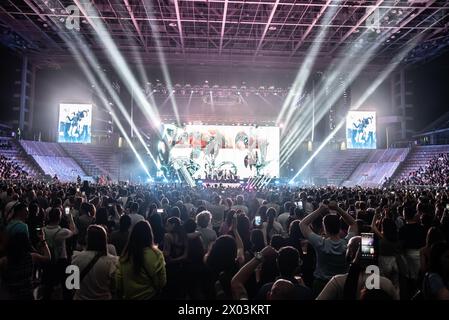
72, 225, 118, 300
127, 201, 144, 230
262, 208, 284, 243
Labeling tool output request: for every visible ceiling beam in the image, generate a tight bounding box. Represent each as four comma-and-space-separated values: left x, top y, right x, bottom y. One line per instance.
290, 0, 332, 57
123, 0, 146, 50
219, 0, 228, 55
378, 0, 438, 55
18, 0, 63, 51
254, 0, 280, 56
173, 0, 185, 54
328, 0, 384, 55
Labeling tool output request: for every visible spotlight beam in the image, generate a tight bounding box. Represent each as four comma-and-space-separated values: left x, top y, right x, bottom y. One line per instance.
66, 42, 151, 178
281, 7, 445, 164
40, 2, 163, 178
280, 7, 401, 163
280, 32, 380, 164
72, 0, 162, 127
141, 1, 181, 125
289, 36, 422, 184
219, 0, 229, 55
276, 1, 341, 126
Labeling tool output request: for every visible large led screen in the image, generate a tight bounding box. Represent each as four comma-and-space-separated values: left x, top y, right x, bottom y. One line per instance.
346, 111, 376, 149
58, 103, 92, 143
159, 124, 280, 179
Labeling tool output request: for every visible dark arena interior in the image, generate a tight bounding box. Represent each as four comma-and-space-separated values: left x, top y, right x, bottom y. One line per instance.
1, 0, 449, 307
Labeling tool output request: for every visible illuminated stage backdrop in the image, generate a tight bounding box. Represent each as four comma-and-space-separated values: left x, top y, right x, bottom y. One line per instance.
160, 124, 280, 179
58, 103, 92, 143
346, 111, 376, 149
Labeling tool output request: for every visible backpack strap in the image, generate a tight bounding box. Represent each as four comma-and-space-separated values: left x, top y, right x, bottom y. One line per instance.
80, 253, 102, 283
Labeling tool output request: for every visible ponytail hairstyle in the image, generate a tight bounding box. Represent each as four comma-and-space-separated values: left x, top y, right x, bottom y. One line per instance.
266, 207, 277, 242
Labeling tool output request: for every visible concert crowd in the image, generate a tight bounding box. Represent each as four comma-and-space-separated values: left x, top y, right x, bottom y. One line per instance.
398, 153, 449, 187
0, 160, 448, 301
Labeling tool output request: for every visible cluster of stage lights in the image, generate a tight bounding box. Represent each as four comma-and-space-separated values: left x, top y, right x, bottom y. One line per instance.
145, 81, 290, 98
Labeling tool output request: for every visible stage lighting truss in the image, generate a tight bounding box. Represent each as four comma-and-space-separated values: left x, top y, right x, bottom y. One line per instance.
144, 83, 289, 99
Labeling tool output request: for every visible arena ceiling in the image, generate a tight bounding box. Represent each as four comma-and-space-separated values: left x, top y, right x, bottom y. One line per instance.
0, 0, 449, 69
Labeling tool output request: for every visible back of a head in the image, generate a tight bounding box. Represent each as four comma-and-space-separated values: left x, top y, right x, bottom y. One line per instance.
258, 205, 268, 220
270, 235, 285, 250
289, 220, 302, 241
48, 207, 61, 224
12, 202, 27, 219
403, 205, 416, 221
417, 202, 430, 214
161, 197, 169, 206
129, 201, 139, 214
359, 201, 367, 211
236, 195, 244, 205
119, 214, 131, 232
250, 229, 265, 252
95, 207, 109, 226
268, 279, 296, 300
284, 201, 293, 213
237, 214, 250, 237
125, 220, 154, 256
323, 214, 340, 236
80, 202, 91, 216
170, 206, 181, 218
28, 203, 39, 216
86, 225, 108, 254
206, 235, 237, 273
52, 197, 62, 208
277, 246, 300, 277
183, 218, 197, 234
267, 208, 276, 222
196, 211, 211, 229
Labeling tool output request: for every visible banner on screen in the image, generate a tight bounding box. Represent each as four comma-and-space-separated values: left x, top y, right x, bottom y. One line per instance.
58, 103, 92, 143
159, 124, 280, 179
346, 111, 376, 149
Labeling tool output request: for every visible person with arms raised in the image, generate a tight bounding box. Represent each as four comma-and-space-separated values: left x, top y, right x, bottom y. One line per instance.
299, 199, 358, 297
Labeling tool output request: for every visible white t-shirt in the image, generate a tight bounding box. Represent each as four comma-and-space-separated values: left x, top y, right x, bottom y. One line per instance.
44, 225, 74, 260
262, 221, 284, 242
276, 212, 290, 230
4, 200, 18, 221
71, 250, 118, 300
316, 272, 399, 300
128, 213, 144, 230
